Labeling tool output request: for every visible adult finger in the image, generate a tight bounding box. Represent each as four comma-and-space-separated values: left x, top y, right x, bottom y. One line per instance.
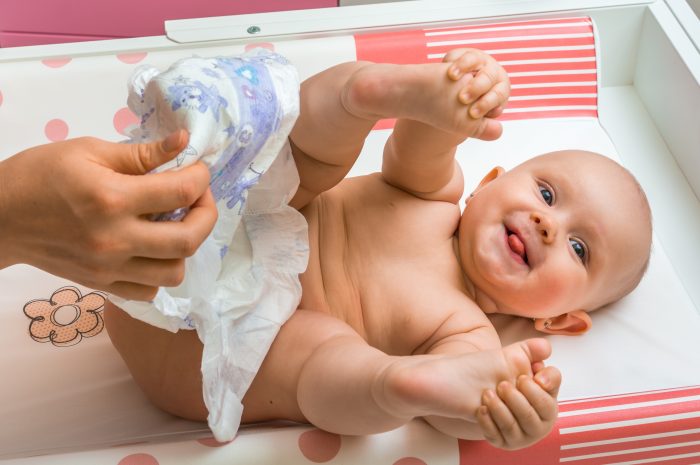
127, 161, 212, 215
112, 256, 187, 289
130, 192, 217, 259
104, 130, 190, 175
106, 281, 159, 301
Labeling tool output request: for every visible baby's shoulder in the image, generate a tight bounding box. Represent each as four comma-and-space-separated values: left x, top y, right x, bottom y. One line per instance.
400, 283, 499, 354
340, 174, 461, 230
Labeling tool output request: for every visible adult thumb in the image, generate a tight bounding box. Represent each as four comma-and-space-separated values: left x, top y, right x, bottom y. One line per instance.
114, 129, 189, 175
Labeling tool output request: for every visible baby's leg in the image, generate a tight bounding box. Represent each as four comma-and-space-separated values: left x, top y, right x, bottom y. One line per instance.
245, 307, 549, 435
288, 62, 378, 209
289, 60, 482, 208
290, 58, 505, 207
103, 301, 208, 422
374, 339, 551, 423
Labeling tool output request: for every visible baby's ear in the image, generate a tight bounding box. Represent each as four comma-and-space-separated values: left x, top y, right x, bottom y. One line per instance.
534, 310, 592, 336
474, 166, 505, 191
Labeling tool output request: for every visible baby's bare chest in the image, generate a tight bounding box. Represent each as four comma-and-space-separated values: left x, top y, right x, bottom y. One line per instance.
299, 175, 472, 354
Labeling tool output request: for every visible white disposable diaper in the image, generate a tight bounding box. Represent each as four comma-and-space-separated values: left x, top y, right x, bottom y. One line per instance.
110, 49, 309, 441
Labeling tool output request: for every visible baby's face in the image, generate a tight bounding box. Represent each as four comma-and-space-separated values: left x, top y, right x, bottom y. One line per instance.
457, 150, 651, 320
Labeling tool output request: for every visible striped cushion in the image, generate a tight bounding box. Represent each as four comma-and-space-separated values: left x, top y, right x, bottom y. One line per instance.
354, 16, 597, 123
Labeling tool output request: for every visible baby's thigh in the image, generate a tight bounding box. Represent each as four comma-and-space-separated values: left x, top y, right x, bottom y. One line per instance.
103, 302, 207, 422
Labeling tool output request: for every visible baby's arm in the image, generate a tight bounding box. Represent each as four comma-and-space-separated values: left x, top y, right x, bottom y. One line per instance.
381, 48, 510, 202
418, 311, 561, 447
476, 365, 561, 450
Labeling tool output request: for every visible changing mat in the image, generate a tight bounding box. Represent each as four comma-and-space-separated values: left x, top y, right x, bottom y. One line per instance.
1, 11, 699, 465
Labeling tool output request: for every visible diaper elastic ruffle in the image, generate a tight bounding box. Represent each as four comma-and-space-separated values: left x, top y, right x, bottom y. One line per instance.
110, 49, 309, 441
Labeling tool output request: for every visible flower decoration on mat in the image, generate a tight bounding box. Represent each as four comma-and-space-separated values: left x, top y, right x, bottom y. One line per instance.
23, 286, 106, 347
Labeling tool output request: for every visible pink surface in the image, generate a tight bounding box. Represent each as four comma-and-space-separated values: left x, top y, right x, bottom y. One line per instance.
354, 17, 598, 123
0, 0, 337, 47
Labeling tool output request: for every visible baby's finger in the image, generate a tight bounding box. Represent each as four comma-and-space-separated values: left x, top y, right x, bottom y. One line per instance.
443, 48, 471, 63
476, 405, 505, 448
519, 374, 559, 423
531, 361, 546, 374
469, 118, 503, 142
484, 385, 525, 446
484, 104, 505, 119
497, 380, 544, 438
459, 70, 496, 104
446, 51, 482, 80
534, 366, 563, 399
469, 80, 510, 119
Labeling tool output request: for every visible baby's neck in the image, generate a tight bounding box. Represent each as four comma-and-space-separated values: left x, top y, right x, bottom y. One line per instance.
451, 235, 500, 315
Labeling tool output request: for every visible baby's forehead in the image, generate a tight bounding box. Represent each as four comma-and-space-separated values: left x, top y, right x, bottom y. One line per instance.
518, 150, 616, 171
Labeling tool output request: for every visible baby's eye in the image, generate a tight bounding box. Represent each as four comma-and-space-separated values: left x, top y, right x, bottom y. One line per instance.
570, 238, 587, 262
539, 185, 554, 205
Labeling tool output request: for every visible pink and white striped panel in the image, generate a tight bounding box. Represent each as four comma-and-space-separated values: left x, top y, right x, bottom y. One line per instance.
458, 385, 700, 464
354, 16, 598, 126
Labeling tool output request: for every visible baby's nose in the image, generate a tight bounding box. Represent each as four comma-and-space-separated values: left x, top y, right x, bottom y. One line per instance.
530, 212, 556, 244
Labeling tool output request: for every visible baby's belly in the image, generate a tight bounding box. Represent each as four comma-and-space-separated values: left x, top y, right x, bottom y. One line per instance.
298, 195, 366, 335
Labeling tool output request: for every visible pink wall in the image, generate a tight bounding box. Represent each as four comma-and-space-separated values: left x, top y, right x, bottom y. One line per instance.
0, 0, 337, 47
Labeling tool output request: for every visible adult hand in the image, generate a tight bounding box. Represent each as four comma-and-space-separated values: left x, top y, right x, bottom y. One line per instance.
0, 130, 217, 300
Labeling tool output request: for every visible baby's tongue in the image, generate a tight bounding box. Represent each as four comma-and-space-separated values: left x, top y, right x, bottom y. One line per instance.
508, 233, 526, 259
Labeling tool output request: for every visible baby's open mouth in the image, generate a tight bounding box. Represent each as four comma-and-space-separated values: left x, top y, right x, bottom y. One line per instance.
506, 228, 528, 265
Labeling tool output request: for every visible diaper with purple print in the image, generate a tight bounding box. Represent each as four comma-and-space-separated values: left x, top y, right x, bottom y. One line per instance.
111, 49, 308, 442
127, 49, 299, 222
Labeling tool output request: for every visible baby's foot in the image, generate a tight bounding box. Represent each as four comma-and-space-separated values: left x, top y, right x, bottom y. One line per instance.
443, 48, 510, 120
373, 338, 551, 421
342, 51, 508, 140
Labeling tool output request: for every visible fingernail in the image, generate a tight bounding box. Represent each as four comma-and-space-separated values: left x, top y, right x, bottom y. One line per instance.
498, 381, 510, 394
535, 373, 549, 386
517, 375, 529, 386
450, 67, 460, 79
483, 389, 496, 402
163, 131, 181, 152
470, 106, 481, 118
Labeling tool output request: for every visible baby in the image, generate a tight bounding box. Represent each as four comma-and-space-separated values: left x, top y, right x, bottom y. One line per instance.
105, 48, 652, 451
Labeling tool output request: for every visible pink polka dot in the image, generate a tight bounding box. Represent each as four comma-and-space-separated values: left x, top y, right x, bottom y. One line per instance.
245, 42, 275, 52
41, 57, 71, 68
113, 107, 140, 135
298, 429, 341, 463
117, 453, 159, 465
44, 119, 69, 141
393, 458, 427, 465
117, 52, 148, 64
197, 436, 233, 447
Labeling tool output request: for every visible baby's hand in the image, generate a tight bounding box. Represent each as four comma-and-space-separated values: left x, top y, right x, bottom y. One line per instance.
476, 365, 561, 450
443, 48, 510, 122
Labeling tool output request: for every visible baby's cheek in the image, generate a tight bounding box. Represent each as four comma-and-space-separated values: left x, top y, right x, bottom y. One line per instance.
535, 270, 582, 310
